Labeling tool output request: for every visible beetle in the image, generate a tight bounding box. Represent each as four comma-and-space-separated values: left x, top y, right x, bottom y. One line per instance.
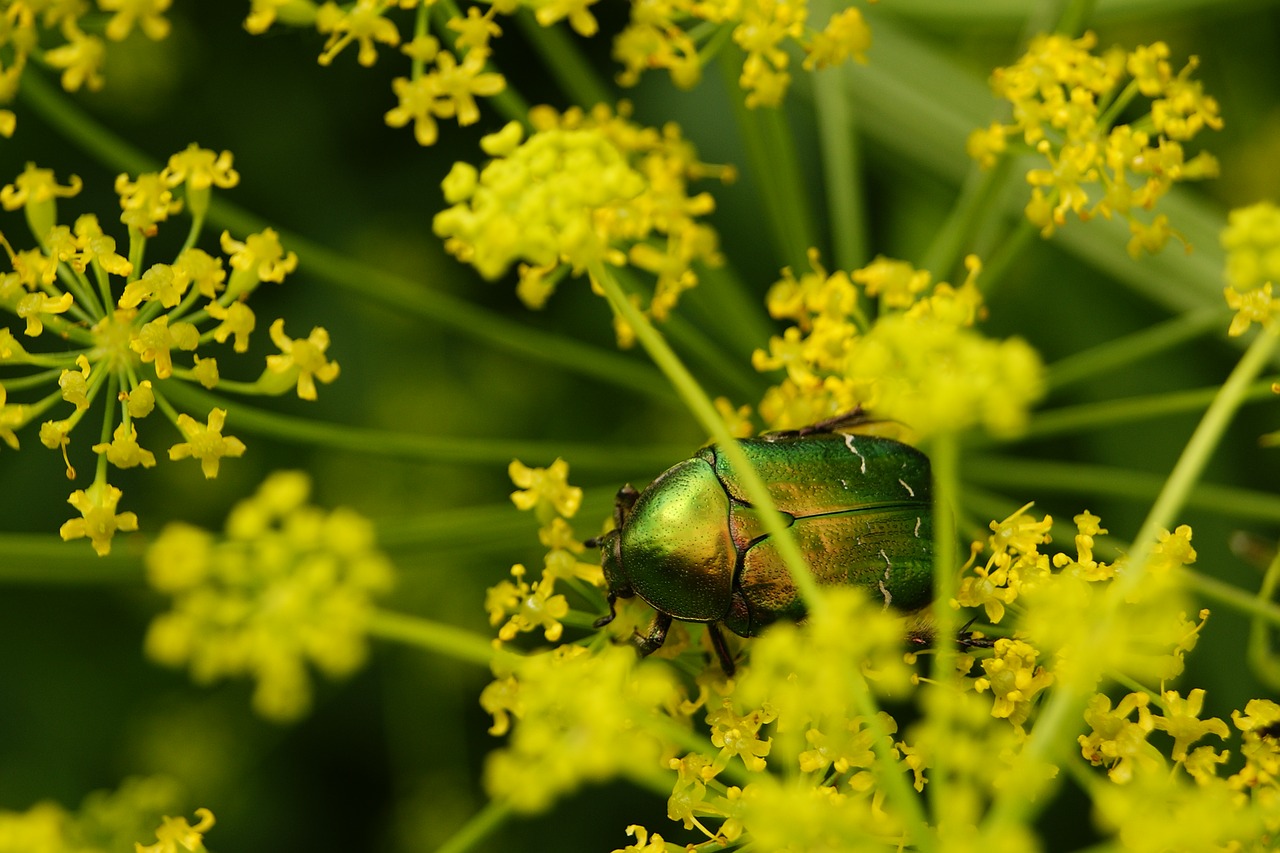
592, 412, 934, 674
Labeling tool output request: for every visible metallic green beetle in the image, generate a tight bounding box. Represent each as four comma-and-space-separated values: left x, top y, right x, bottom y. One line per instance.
593, 414, 934, 674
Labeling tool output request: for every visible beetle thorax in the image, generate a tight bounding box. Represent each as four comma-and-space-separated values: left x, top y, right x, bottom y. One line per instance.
614, 457, 737, 623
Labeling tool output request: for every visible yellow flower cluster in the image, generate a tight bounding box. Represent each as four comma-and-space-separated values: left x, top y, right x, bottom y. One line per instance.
434, 105, 730, 340
615, 2, 873, 108
246, 1, 607, 147
143, 471, 395, 721
1222, 201, 1280, 336
0, 775, 203, 853
0, 0, 173, 137
970, 32, 1221, 256
486, 459, 602, 646
751, 251, 1044, 439
481, 644, 677, 813
957, 505, 1202, 683
0, 150, 339, 555
1079, 691, 1280, 845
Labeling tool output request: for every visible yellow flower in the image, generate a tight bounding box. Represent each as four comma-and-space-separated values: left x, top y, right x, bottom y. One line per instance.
754, 252, 1040, 437
130, 314, 200, 379
93, 422, 157, 468
42, 23, 106, 93
59, 481, 139, 556
316, 0, 400, 67
168, 408, 246, 478
1079, 691, 1162, 783
97, 0, 172, 41
973, 638, 1055, 729
206, 300, 256, 352
116, 171, 184, 234
263, 319, 340, 399
220, 227, 298, 293
1, 162, 83, 239
1152, 689, 1229, 761
508, 458, 583, 519
135, 808, 215, 853
803, 7, 872, 70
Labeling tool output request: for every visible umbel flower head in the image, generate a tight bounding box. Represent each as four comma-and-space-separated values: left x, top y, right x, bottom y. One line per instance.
614, 3, 873, 108
0, 774, 207, 853
0, 0, 175, 137
752, 251, 1044, 438
433, 103, 732, 344
0, 149, 339, 555
970, 32, 1222, 256
144, 471, 395, 722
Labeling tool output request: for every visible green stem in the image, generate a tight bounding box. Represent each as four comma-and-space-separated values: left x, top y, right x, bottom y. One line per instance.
1045, 308, 1224, 391
16, 69, 671, 403
159, 379, 691, 472
0, 534, 143, 582
929, 432, 960, 639
366, 609, 507, 669
977, 218, 1038, 298
998, 377, 1277, 443
1122, 330, 1279, 595
920, 156, 1016, 283
1181, 567, 1280, 628
808, 9, 867, 272
513, 9, 612, 109
1247, 547, 1280, 689
983, 327, 1280, 835
961, 456, 1280, 524
432, 801, 512, 853
720, 52, 815, 272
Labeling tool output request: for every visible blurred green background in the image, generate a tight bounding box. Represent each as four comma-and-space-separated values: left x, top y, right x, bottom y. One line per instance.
3, 1, 1280, 850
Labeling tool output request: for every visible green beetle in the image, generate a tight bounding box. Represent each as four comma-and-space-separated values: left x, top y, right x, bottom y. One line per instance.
593, 413, 934, 674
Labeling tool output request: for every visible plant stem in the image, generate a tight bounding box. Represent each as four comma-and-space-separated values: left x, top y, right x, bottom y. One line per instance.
433, 801, 512, 853
514, 9, 612, 109
158, 380, 689, 472
720, 52, 816, 272
1046, 308, 1224, 391
808, 4, 868, 272
367, 609, 508, 668
998, 377, 1277, 443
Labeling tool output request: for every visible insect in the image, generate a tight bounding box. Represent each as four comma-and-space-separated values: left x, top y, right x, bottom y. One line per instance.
592, 412, 934, 674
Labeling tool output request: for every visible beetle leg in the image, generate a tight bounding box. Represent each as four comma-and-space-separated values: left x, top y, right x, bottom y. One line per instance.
593, 593, 619, 629
707, 623, 737, 676
631, 611, 673, 657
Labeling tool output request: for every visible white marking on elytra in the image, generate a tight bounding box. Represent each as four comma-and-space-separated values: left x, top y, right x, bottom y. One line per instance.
913, 516, 922, 538
878, 550, 893, 608
844, 434, 867, 474
899, 478, 915, 497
